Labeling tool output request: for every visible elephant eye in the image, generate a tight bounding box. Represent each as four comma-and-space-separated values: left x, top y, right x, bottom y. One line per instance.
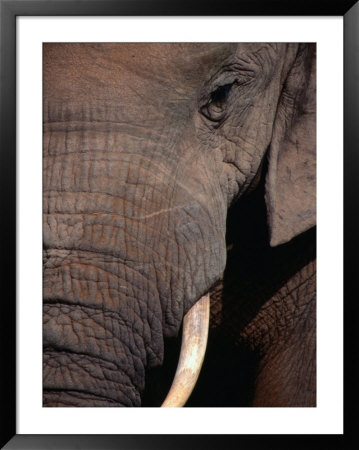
210, 83, 233, 106
201, 83, 234, 122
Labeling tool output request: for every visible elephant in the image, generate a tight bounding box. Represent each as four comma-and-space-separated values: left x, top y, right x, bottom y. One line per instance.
43, 43, 316, 407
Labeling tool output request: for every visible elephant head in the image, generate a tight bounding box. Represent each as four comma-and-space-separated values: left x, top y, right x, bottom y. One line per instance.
43, 43, 316, 407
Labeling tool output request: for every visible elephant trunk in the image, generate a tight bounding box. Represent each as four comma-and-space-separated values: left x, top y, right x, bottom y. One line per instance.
42, 107, 227, 406
42, 247, 164, 407
42, 141, 169, 406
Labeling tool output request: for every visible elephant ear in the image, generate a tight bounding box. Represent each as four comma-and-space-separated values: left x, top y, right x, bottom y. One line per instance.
265, 43, 316, 247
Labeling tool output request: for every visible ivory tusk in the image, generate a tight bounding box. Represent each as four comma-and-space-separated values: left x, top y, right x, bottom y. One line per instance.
161, 293, 210, 407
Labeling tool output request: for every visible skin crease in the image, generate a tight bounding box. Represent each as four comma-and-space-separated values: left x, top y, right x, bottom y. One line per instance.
43, 43, 316, 407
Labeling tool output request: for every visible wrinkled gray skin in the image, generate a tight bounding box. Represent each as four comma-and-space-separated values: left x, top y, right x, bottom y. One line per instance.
43, 43, 316, 407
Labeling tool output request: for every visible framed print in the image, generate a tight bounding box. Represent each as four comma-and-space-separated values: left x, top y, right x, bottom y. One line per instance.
1, 0, 356, 448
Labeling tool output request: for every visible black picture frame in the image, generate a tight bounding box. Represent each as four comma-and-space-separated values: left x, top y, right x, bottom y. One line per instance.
1, 1, 357, 448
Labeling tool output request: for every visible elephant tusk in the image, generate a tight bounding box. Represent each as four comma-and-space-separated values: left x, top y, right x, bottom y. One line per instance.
161, 293, 210, 407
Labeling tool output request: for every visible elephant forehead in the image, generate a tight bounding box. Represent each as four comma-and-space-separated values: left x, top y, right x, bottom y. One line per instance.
43, 43, 289, 125
43, 43, 235, 103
